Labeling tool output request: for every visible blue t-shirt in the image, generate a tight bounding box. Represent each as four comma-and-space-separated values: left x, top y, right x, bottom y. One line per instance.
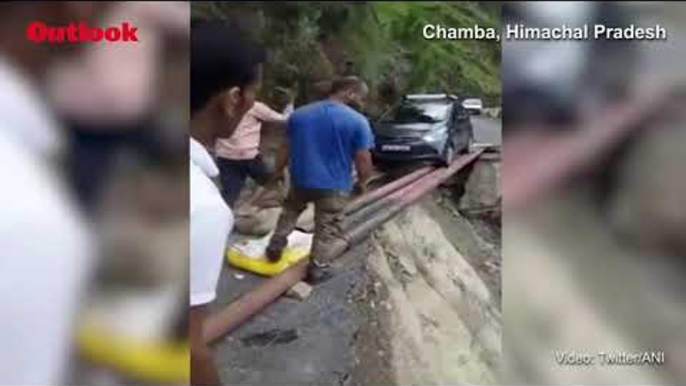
288, 100, 375, 191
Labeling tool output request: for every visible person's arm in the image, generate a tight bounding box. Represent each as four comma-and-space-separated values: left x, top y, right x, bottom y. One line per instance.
270, 113, 292, 183
253, 102, 288, 125
189, 173, 233, 384
272, 139, 290, 182
352, 117, 376, 193
354, 149, 374, 193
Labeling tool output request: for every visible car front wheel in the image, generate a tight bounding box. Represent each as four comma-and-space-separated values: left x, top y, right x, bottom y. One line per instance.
442, 143, 455, 166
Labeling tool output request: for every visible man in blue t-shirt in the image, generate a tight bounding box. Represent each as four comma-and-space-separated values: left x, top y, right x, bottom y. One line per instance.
266, 76, 375, 283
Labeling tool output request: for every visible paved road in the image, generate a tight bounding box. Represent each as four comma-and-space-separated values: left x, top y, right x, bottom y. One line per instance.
212, 244, 369, 386
472, 116, 502, 146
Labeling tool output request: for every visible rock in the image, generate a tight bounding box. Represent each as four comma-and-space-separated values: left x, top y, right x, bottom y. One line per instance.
253, 184, 287, 208
459, 158, 501, 210
234, 203, 315, 237
234, 207, 281, 236
286, 281, 313, 301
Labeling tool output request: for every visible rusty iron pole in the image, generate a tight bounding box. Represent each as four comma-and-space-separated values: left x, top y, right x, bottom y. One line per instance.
504, 86, 675, 212
342, 150, 484, 232
348, 149, 484, 241
342, 166, 434, 216
339, 166, 441, 231
204, 260, 308, 344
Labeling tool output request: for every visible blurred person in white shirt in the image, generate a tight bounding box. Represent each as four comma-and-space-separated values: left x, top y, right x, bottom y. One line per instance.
0, 3, 109, 384
190, 20, 265, 385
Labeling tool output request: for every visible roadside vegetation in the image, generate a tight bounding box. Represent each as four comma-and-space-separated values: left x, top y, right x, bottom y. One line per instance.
192, 2, 501, 115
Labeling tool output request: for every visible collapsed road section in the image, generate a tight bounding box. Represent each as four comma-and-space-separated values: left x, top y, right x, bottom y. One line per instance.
208, 147, 501, 385
204, 149, 485, 343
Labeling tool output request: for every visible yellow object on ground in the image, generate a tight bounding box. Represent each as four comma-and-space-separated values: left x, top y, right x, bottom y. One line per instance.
227, 245, 310, 276
226, 231, 313, 276
77, 322, 190, 384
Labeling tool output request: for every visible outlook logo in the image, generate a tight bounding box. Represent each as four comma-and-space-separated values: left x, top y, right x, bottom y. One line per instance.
26, 21, 139, 43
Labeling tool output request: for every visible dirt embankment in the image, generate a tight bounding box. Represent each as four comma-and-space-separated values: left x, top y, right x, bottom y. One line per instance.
351, 156, 502, 386
221, 152, 502, 386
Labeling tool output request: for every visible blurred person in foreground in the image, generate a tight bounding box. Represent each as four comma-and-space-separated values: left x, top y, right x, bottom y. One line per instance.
190, 21, 265, 385
265, 76, 375, 284
48, 1, 189, 212
214, 97, 289, 210
0, 2, 107, 384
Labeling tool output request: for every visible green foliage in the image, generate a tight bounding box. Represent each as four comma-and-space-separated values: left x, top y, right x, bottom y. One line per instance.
192, 2, 501, 108
373, 2, 500, 104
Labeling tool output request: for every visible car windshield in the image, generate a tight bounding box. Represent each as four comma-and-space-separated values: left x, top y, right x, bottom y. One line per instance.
379, 101, 450, 124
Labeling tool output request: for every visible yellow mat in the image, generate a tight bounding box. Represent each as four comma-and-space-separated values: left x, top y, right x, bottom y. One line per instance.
77, 322, 189, 384
227, 246, 310, 276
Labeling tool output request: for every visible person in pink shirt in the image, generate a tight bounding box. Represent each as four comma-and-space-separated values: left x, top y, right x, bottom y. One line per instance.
47, 1, 189, 211
215, 100, 289, 208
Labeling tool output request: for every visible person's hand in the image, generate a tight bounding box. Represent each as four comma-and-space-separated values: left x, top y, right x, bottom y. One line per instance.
269, 169, 285, 186
236, 204, 258, 217
353, 181, 368, 196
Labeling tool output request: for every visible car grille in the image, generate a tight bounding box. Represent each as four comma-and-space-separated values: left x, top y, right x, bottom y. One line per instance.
375, 134, 423, 142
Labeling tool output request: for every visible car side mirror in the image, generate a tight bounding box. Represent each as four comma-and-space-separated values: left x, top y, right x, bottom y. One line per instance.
462, 98, 483, 115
